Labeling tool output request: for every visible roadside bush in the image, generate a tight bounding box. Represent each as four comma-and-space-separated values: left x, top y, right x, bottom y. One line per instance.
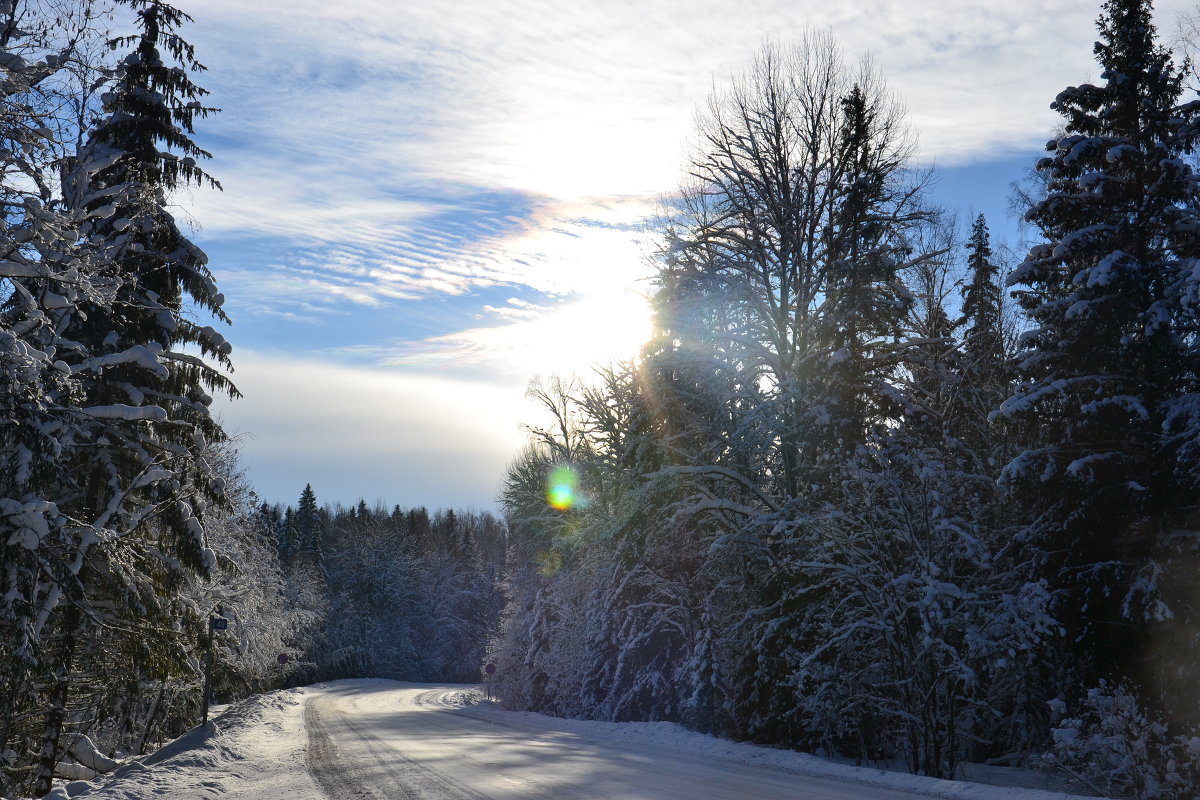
1040, 681, 1200, 800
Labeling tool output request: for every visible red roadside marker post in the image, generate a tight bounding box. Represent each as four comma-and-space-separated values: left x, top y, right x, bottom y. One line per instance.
484, 663, 496, 700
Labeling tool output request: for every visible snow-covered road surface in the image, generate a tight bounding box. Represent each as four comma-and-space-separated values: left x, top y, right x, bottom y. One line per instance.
61, 679, 1098, 800
306, 682, 933, 800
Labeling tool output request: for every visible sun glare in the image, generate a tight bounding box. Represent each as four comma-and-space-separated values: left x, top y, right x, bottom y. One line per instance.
538, 288, 653, 375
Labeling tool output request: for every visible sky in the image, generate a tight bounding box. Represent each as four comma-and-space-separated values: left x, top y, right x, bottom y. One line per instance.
165, 0, 1194, 512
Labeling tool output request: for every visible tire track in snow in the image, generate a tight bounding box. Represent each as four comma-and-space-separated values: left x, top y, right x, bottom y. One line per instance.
306, 695, 489, 800
305, 699, 379, 800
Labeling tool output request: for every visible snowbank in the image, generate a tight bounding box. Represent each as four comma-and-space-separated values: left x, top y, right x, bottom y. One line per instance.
32, 687, 322, 800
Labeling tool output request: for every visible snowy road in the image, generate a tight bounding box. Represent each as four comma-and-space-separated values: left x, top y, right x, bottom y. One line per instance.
304, 682, 944, 800
71, 680, 1091, 800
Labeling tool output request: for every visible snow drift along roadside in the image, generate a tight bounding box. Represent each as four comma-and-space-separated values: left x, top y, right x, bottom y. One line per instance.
438, 688, 1103, 800
28, 687, 323, 800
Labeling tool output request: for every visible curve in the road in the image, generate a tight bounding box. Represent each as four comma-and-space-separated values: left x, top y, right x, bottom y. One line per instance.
306, 694, 492, 800
302, 681, 961, 800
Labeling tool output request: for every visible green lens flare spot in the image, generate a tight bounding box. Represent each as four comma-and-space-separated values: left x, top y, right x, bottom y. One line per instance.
546, 465, 577, 510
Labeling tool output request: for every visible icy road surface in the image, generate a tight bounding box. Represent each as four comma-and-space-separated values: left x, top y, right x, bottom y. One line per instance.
300, 681, 1087, 800
66, 679, 1094, 800
306, 682, 932, 800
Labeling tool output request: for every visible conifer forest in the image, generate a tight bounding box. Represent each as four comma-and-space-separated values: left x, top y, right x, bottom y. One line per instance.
2, 0, 1200, 798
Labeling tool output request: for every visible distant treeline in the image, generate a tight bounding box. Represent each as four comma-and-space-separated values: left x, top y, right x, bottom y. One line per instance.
258, 486, 506, 686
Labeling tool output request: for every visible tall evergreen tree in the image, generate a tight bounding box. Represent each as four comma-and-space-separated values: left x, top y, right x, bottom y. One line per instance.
960, 214, 1003, 374
1001, 0, 1200, 712
815, 82, 917, 457
27, 2, 234, 791
64, 0, 231, 405
56, 0, 234, 547
956, 214, 1009, 458
294, 484, 322, 564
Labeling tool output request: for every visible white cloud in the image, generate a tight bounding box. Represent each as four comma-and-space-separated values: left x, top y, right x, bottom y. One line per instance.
213, 351, 531, 510
481, 298, 552, 320
183, 0, 1192, 205
176, 0, 1194, 307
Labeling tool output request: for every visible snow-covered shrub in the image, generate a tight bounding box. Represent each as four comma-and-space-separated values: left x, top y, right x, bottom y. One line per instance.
1041, 681, 1200, 800
779, 429, 1063, 779
489, 563, 595, 717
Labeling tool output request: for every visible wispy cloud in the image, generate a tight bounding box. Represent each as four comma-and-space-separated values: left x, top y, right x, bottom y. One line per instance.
181, 0, 1192, 313
179, 0, 1190, 315
204, 187, 656, 326
170, 0, 1193, 506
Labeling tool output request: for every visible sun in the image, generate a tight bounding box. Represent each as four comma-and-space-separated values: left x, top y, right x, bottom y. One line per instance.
549, 287, 653, 369
496, 287, 654, 380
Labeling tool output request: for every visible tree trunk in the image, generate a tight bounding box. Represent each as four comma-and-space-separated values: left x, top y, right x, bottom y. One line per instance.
33, 602, 80, 797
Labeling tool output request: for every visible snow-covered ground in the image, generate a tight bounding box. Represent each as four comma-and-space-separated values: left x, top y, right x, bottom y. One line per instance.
34, 679, 1106, 800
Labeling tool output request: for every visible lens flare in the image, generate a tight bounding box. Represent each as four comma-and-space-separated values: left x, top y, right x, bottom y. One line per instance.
546, 465, 577, 510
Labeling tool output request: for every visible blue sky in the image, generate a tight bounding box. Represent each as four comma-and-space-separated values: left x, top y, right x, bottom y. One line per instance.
169, 0, 1192, 511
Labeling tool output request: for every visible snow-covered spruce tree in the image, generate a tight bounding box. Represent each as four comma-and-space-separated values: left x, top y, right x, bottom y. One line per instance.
1001, 0, 1200, 730
19, 1, 236, 793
